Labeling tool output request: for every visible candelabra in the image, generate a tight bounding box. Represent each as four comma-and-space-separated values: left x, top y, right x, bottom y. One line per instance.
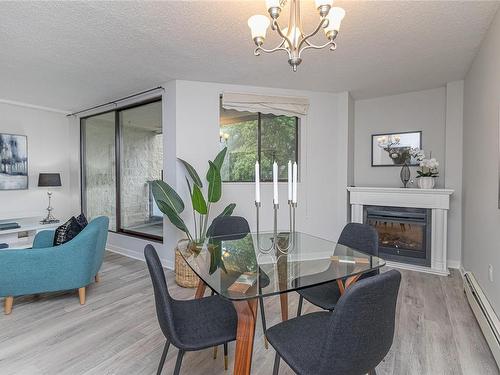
255, 199, 297, 255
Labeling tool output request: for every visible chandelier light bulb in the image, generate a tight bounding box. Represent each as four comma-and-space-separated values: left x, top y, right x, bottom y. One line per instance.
324, 7, 345, 37
248, 15, 271, 44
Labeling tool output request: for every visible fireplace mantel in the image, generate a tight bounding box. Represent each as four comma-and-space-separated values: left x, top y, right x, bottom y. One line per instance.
347, 186, 454, 276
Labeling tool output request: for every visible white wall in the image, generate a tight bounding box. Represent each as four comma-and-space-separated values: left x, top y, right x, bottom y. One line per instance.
140, 80, 346, 267
353, 86, 464, 267
354, 87, 447, 188
463, 8, 500, 314
0, 101, 80, 221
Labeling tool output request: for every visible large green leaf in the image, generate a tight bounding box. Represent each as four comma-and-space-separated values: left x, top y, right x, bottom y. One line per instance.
213, 147, 227, 171
152, 180, 184, 214
178, 158, 203, 187
207, 161, 222, 203
156, 199, 191, 239
191, 184, 208, 214
219, 203, 236, 217
206, 147, 227, 181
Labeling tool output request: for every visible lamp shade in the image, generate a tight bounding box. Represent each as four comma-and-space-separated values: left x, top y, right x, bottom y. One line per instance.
324, 7, 346, 34
38, 173, 62, 187
248, 15, 270, 40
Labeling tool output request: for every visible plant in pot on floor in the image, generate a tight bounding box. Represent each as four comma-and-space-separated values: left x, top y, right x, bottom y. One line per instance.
151, 147, 236, 287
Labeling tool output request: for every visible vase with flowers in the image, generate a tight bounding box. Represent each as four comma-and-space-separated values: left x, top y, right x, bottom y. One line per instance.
410, 148, 439, 189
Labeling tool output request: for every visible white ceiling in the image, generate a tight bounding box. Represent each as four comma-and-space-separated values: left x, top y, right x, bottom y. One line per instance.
0, 1, 498, 112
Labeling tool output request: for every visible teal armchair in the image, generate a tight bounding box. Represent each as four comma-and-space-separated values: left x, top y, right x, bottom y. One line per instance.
0, 216, 109, 314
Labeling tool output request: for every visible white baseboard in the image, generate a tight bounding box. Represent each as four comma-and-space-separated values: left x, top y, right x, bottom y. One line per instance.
463, 271, 500, 368
106, 244, 174, 270
384, 260, 450, 276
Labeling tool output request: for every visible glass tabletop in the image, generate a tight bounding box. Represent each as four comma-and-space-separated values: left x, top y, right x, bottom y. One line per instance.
177, 231, 386, 301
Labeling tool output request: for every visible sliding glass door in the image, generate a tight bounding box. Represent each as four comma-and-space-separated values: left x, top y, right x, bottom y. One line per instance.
119, 101, 163, 238
81, 112, 117, 231
81, 99, 163, 241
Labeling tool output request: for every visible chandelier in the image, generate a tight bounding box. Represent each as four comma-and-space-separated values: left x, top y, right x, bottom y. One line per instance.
248, 0, 345, 72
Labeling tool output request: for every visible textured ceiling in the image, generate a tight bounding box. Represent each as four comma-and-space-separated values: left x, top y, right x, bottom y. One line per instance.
0, 1, 498, 112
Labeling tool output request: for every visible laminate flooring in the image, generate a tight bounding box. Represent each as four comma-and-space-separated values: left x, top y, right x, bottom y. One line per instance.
0, 252, 498, 375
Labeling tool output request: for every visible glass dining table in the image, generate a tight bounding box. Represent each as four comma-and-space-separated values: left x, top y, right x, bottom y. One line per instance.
177, 231, 385, 375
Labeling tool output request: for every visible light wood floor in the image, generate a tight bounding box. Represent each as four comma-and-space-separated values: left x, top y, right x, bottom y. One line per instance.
0, 252, 498, 375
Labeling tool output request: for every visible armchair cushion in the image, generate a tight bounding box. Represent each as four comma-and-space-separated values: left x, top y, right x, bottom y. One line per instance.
53, 217, 82, 246
33, 230, 56, 249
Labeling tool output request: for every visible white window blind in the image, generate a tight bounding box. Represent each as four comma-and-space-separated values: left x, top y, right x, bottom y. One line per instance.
222, 92, 309, 118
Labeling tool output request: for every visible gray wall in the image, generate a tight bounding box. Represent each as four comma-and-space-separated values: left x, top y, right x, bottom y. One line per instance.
354, 88, 447, 188
0, 102, 80, 221
463, 8, 500, 314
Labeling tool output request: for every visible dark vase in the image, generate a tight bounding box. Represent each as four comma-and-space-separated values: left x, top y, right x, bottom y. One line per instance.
400, 162, 411, 188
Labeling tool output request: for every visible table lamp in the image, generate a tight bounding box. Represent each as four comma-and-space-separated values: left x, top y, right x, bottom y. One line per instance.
38, 173, 62, 224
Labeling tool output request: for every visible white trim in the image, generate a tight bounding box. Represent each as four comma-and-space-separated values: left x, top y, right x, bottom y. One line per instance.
0, 99, 69, 114
106, 245, 174, 270
384, 260, 450, 276
447, 259, 462, 269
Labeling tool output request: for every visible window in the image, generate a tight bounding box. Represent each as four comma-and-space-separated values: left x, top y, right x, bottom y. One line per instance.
81, 99, 163, 241
220, 106, 298, 182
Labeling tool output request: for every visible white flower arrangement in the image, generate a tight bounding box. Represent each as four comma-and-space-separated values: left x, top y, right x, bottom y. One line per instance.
410, 148, 439, 178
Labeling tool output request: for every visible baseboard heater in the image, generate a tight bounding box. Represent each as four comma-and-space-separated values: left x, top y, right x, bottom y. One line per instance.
463, 272, 500, 367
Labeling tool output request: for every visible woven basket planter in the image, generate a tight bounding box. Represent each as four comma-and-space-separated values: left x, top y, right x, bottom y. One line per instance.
174, 245, 199, 288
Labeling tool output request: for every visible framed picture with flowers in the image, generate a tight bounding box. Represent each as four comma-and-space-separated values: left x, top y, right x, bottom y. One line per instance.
371, 131, 422, 166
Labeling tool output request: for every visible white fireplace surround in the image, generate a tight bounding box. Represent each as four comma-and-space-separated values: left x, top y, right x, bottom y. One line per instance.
347, 187, 454, 276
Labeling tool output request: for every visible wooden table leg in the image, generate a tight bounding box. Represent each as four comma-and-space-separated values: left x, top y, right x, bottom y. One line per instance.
233, 299, 258, 375
276, 253, 288, 321
337, 274, 362, 295
279, 293, 288, 321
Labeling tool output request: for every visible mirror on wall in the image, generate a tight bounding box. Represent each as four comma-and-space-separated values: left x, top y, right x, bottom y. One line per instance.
371, 131, 422, 166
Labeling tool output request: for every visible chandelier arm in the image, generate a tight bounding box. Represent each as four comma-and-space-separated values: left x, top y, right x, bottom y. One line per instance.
254, 42, 292, 58
273, 19, 294, 51
297, 17, 329, 51
298, 41, 337, 58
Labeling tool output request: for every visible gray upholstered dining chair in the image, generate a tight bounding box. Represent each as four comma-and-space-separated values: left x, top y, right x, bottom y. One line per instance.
296, 222, 379, 316
267, 269, 401, 375
209, 215, 271, 348
144, 244, 237, 374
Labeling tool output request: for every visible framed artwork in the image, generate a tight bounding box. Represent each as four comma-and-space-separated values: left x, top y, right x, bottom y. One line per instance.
0, 133, 28, 190
371, 131, 422, 167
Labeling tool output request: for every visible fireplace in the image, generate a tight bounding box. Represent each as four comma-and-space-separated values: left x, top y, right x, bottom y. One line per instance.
364, 205, 431, 266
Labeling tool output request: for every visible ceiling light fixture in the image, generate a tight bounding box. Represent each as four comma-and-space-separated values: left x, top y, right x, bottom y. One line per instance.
248, 0, 345, 72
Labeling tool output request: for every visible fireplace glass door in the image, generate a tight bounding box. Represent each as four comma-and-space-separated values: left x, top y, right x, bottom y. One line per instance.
364, 206, 431, 266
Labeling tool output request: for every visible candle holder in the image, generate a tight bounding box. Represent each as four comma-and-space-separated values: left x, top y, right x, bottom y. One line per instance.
255, 200, 297, 255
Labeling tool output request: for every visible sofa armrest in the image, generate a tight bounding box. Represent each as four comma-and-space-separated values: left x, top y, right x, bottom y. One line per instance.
33, 230, 56, 248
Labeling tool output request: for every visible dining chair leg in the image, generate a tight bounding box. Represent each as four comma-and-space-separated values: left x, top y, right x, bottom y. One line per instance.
157, 340, 170, 375
297, 295, 303, 317
173, 349, 185, 375
258, 296, 268, 349
223, 342, 228, 371
272, 352, 280, 375
213, 346, 218, 359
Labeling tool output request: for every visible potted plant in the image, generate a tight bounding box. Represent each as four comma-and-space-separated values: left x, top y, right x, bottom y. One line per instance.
411, 149, 439, 189
151, 147, 236, 287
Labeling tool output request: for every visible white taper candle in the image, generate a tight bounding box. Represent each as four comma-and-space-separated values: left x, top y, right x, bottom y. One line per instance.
273, 161, 279, 204
288, 161, 292, 201
292, 162, 298, 203
255, 161, 260, 203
